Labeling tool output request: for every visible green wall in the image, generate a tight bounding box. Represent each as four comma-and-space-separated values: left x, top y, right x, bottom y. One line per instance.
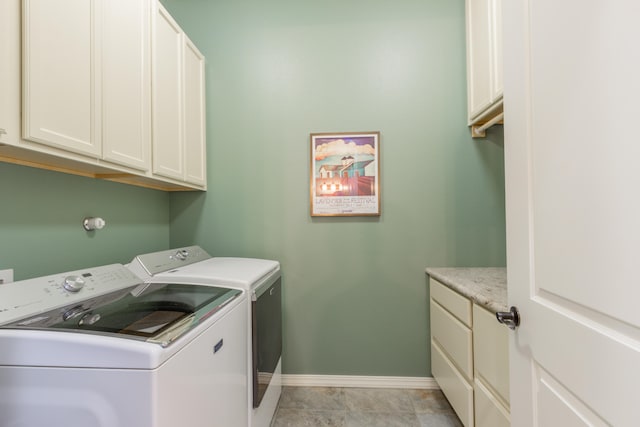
0, 163, 170, 280
165, 0, 506, 376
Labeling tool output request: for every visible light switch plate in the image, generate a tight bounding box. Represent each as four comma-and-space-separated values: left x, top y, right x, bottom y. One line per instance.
0, 269, 14, 284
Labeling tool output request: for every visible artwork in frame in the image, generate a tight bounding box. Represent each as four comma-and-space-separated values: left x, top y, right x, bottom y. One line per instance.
310, 132, 381, 217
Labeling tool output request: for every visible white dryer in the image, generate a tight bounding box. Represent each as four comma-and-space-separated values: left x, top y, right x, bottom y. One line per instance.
128, 246, 282, 427
0, 263, 248, 427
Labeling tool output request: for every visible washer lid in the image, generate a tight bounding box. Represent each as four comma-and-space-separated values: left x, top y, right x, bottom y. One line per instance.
2, 283, 241, 348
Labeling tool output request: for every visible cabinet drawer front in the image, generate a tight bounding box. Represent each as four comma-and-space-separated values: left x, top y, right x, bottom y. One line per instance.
473, 304, 510, 405
430, 278, 472, 327
431, 300, 473, 380
474, 378, 510, 427
432, 339, 474, 427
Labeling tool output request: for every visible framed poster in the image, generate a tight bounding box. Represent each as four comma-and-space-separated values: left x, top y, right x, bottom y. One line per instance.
310, 131, 381, 217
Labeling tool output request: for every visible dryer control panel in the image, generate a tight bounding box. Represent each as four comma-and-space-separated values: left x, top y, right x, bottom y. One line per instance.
0, 264, 143, 325
128, 245, 211, 277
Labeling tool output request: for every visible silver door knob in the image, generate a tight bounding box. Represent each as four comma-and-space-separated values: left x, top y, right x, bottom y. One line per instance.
496, 306, 520, 330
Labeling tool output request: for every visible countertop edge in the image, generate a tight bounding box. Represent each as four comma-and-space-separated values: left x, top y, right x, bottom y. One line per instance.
426, 267, 508, 314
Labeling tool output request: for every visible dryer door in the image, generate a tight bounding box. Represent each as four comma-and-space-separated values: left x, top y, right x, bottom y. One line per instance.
252, 276, 282, 407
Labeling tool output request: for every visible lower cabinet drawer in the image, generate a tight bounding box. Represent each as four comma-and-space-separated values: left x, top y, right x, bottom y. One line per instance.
431, 299, 473, 380
430, 279, 472, 327
432, 339, 474, 427
474, 378, 510, 427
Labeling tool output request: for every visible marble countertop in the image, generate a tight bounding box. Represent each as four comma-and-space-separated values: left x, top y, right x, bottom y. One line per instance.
425, 267, 507, 314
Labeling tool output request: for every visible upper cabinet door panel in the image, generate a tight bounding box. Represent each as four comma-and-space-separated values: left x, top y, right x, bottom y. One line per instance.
466, 0, 502, 124
466, 0, 493, 118
492, 0, 503, 99
183, 37, 206, 187
101, 0, 151, 171
22, 0, 101, 157
0, 0, 20, 146
152, 3, 183, 181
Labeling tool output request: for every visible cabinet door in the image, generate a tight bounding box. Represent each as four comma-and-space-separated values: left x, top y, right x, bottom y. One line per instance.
22, 0, 101, 157
101, 0, 151, 171
152, 2, 184, 181
491, 0, 502, 101
466, 0, 492, 119
466, 0, 502, 122
473, 304, 509, 405
474, 378, 509, 427
0, 0, 20, 146
183, 37, 206, 187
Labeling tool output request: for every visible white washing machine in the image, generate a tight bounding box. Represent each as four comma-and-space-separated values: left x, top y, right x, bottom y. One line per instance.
128, 246, 282, 427
0, 263, 248, 427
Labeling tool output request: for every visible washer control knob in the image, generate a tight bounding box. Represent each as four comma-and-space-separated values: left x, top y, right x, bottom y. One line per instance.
175, 249, 189, 260
62, 275, 85, 292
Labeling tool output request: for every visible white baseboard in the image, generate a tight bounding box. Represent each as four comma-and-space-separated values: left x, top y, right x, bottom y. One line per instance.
280, 375, 439, 390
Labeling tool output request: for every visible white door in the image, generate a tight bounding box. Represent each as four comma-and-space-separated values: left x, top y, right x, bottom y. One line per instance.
503, 1, 640, 426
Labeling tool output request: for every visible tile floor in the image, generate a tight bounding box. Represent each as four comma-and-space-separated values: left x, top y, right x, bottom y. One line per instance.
271, 387, 463, 427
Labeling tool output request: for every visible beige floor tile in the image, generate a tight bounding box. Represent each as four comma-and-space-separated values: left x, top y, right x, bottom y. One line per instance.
271, 387, 462, 427
278, 387, 345, 411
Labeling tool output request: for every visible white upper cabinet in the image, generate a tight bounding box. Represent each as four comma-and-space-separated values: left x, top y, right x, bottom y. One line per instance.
22, 0, 100, 157
465, 0, 503, 134
183, 37, 206, 187
101, 0, 151, 171
0, 0, 20, 147
22, 0, 151, 170
152, 1, 206, 188
2, 0, 206, 190
152, 3, 184, 181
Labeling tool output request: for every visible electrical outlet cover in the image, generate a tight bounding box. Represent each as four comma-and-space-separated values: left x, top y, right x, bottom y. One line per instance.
0, 269, 14, 284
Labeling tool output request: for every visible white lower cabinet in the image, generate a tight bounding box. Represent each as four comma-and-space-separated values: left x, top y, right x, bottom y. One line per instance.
474, 378, 509, 427
431, 337, 474, 427
429, 278, 510, 427
430, 279, 475, 427
473, 304, 510, 427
